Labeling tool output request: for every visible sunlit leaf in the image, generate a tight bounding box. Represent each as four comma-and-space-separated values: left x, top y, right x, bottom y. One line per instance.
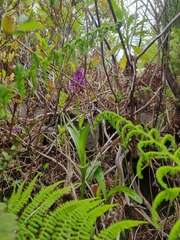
127, 14, 135, 30
132, 45, 142, 55
12, 30, 26, 36
18, 22, 44, 31
79, 124, 90, 158
119, 53, 127, 72
111, 0, 122, 20
86, 161, 101, 183
107, 186, 142, 204
59, 90, 68, 108
89, 52, 101, 69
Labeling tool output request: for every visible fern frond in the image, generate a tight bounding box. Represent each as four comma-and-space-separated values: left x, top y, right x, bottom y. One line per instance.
72, 203, 117, 239
174, 146, 180, 159
124, 127, 146, 148
168, 219, 180, 240
137, 150, 169, 179
156, 166, 180, 189
152, 188, 180, 228
94, 220, 147, 240
25, 185, 74, 233
94, 111, 180, 179
18, 184, 74, 239
19, 180, 66, 223
148, 128, 161, 140
7, 180, 25, 210
39, 198, 100, 239
8, 173, 40, 214
39, 199, 92, 240
40, 198, 114, 240
161, 134, 176, 152
18, 224, 36, 240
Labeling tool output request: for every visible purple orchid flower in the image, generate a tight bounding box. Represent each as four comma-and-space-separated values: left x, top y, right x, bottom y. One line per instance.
13, 127, 19, 133
70, 67, 85, 89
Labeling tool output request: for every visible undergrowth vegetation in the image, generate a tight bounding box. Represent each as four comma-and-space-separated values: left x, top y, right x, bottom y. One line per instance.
0, 0, 180, 239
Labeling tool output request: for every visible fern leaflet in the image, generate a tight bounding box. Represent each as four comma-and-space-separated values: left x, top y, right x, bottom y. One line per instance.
94, 220, 147, 239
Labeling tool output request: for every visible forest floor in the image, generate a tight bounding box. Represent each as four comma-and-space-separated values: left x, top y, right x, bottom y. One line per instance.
0, 61, 179, 240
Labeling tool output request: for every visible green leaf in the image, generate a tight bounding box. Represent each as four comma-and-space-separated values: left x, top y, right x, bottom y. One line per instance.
12, 30, 26, 35
132, 45, 142, 55
67, 126, 80, 152
156, 166, 180, 189
168, 219, 180, 240
18, 22, 44, 31
0, 84, 14, 109
152, 188, 180, 228
127, 14, 135, 30
86, 161, 101, 183
107, 43, 122, 57
85, 0, 94, 7
76, 98, 86, 129
119, 53, 127, 72
14, 64, 26, 101
111, 0, 123, 20
107, 186, 142, 204
79, 124, 90, 153
78, 112, 86, 129
66, 118, 79, 137
78, 162, 89, 175
8, 174, 40, 214
59, 90, 68, 108
0, 202, 18, 240
95, 220, 147, 239
94, 166, 107, 199
66, 121, 89, 167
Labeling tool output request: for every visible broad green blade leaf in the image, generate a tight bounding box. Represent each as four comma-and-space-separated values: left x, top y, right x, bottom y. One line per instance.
79, 124, 90, 152
67, 126, 79, 151
78, 112, 86, 129
66, 118, 79, 137
107, 186, 142, 204
94, 166, 107, 199
86, 161, 101, 183
18, 22, 44, 31
12, 30, 26, 35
